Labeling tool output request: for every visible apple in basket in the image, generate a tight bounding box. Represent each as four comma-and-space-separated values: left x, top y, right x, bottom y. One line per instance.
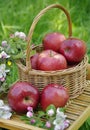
30, 53, 39, 69
7, 81, 40, 113
43, 32, 66, 52
37, 50, 67, 71
59, 38, 87, 64
40, 84, 69, 111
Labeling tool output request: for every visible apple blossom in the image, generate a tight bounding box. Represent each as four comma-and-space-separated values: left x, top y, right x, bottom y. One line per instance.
0, 100, 12, 119
14, 31, 26, 40
21, 104, 70, 130
54, 120, 70, 130
63, 120, 70, 128
30, 119, 36, 124
26, 111, 33, 118
56, 108, 67, 119
47, 108, 55, 116
0, 100, 4, 106
1, 41, 8, 47
19, 32, 26, 40
0, 64, 10, 82
45, 121, 51, 128
0, 31, 26, 92
0, 105, 12, 111
26, 107, 34, 118
0, 51, 10, 59
0, 77, 5, 82
10, 34, 15, 38
14, 31, 20, 37
27, 106, 33, 112
53, 108, 70, 130
0, 111, 12, 119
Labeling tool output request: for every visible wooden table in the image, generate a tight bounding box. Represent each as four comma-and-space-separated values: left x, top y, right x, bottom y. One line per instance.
0, 81, 90, 130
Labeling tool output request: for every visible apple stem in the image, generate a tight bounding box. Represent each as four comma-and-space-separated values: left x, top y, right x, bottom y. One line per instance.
50, 50, 53, 57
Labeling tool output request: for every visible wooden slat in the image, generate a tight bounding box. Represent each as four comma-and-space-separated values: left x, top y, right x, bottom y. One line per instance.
66, 81, 90, 130
67, 105, 90, 130
0, 118, 45, 130
66, 108, 82, 115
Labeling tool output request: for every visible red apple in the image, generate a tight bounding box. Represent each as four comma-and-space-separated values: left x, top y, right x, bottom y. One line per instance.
40, 84, 69, 111
7, 81, 40, 113
59, 38, 87, 63
30, 53, 39, 69
43, 32, 66, 52
37, 50, 67, 71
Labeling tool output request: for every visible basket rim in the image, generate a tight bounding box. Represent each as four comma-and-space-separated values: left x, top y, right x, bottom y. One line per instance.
17, 55, 88, 76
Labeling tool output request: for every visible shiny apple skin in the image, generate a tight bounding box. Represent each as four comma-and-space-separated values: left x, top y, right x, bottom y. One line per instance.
43, 32, 66, 52
37, 50, 67, 71
8, 81, 40, 113
40, 84, 69, 111
59, 38, 87, 63
30, 53, 39, 69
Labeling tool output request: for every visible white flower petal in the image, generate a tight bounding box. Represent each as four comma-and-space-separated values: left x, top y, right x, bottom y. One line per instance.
1, 111, 12, 119
0, 110, 4, 116
0, 77, 5, 82
0, 100, 4, 106
1, 40, 8, 47
56, 108, 67, 119
5, 69, 10, 73
0, 54, 1, 58
0, 64, 9, 78
1, 41, 7, 45
0, 64, 5, 68
47, 109, 55, 116
54, 125, 61, 130
15, 31, 20, 37
0, 51, 10, 59
0, 105, 12, 111
6, 55, 10, 58
19, 32, 26, 40
0, 73, 3, 78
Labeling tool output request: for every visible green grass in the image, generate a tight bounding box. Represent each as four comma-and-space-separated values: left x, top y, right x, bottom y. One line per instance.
0, 0, 90, 129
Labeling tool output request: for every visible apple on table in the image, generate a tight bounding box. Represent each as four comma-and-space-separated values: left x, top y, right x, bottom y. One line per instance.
40, 84, 69, 111
7, 81, 40, 114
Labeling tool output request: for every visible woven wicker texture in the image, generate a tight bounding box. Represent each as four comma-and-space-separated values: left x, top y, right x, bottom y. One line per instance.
16, 4, 88, 99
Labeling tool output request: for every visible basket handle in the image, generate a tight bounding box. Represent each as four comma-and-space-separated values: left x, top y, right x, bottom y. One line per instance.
26, 4, 72, 71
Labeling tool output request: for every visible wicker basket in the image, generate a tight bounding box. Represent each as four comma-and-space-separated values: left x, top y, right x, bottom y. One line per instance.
16, 4, 88, 99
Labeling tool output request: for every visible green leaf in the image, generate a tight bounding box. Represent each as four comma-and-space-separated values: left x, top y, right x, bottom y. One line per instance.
35, 120, 45, 127
46, 104, 56, 112
79, 119, 90, 130
20, 115, 29, 121
37, 111, 46, 118
79, 123, 86, 130
59, 107, 66, 112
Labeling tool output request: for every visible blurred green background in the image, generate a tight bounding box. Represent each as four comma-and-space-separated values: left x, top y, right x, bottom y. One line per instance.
0, 0, 90, 45
0, 0, 90, 58
0, 0, 90, 130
